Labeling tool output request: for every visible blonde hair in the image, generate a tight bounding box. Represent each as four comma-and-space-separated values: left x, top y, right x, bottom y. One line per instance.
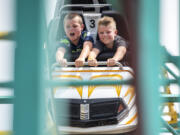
98, 16, 116, 29
64, 13, 83, 25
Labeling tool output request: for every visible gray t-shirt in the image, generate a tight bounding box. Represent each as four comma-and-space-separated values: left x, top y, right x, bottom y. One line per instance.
94, 35, 127, 54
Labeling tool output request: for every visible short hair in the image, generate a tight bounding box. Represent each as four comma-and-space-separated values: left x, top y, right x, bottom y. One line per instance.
98, 16, 116, 29
63, 13, 83, 25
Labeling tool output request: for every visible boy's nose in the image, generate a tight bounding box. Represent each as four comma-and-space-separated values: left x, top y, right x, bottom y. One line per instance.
69, 27, 73, 30
103, 33, 108, 36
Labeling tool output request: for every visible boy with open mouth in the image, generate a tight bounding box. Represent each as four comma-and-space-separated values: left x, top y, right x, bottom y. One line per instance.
56, 13, 94, 67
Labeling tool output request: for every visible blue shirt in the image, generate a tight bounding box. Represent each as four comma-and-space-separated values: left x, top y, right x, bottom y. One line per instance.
57, 31, 94, 61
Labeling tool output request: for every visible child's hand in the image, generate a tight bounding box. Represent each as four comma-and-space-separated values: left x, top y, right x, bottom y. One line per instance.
88, 59, 98, 67
58, 58, 67, 67
107, 58, 117, 67
75, 58, 85, 67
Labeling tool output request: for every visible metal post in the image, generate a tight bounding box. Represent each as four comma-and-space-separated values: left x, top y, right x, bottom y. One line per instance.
138, 0, 161, 135
13, 0, 41, 135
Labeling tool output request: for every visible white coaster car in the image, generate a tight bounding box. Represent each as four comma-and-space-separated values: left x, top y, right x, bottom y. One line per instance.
51, 62, 138, 134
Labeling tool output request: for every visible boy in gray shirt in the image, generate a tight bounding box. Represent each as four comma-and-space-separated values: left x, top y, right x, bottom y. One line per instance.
88, 16, 127, 67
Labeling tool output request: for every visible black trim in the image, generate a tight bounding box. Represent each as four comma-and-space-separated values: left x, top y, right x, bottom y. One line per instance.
53, 98, 128, 127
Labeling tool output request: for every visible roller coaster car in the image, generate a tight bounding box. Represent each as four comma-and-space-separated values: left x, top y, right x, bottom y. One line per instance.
52, 62, 137, 134
48, 1, 137, 134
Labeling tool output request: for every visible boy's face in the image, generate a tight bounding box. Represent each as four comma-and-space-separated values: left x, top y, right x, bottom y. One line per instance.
98, 24, 117, 46
64, 17, 84, 43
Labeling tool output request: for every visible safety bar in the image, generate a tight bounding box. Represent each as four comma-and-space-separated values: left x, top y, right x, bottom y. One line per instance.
52, 61, 123, 69
67, 61, 123, 67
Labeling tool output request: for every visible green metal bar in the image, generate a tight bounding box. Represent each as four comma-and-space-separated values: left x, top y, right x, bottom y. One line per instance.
139, 0, 161, 135
161, 46, 180, 63
38, 0, 52, 135
48, 79, 133, 87
169, 122, 180, 128
161, 78, 178, 85
0, 82, 14, 88
48, 78, 180, 87
163, 64, 178, 79
0, 31, 15, 40
160, 129, 180, 134
168, 55, 180, 63
0, 96, 14, 104
168, 56, 180, 67
161, 118, 179, 135
13, 0, 41, 135
160, 94, 180, 102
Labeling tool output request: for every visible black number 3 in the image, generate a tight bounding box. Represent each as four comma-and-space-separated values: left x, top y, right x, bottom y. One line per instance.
89, 19, 95, 28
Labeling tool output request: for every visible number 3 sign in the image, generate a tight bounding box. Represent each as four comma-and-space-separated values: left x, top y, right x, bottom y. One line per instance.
83, 13, 101, 41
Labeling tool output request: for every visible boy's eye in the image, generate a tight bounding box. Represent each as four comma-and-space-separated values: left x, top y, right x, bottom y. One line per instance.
99, 32, 104, 35
107, 31, 111, 34
72, 25, 78, 28
66, 25, 70, 29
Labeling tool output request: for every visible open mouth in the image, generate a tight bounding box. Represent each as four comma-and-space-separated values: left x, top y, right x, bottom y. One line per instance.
70, 33, 75, 37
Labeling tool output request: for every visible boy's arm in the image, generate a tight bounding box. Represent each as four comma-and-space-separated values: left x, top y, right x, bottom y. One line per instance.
88, 48, 100, 60
88, 48, 100, 67
56, 47, 67, 66
75, 41, 93, 67
107, 46, 127, 66
113, 46, 127, 61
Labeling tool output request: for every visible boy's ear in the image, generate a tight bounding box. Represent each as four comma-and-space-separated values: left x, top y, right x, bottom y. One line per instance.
81, 23, 84, 30
115, 29, 118, 35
